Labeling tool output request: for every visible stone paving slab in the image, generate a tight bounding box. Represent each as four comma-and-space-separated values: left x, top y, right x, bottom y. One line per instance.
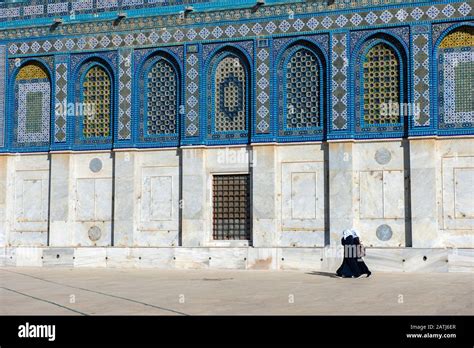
0, 268, 472, 315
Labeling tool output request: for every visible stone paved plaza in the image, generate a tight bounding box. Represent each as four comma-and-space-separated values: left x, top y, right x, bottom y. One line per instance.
1, 268, 472, 315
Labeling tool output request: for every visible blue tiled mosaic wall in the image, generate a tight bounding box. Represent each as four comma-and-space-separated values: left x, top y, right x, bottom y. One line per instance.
0, 0, 472, 152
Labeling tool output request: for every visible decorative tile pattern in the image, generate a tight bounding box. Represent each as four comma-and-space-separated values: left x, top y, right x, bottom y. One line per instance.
214, 56, 246, 132
331, 33, 348, 131
0, 45, 5, 148
274, 36, 327, 139
363, 43, 400, 125
206, 47, 251, 142
71, 51, 117, 147
7, 2, 470, 57
146, 59, 178, 135
15, 63, 51, 145
438, 27, 474, 130
413, 30, 431, 127
82, 66, 111, 138
185, 47, 200, 137
439, 27, 474, 48
255, 43, 270, 134
285, 49, 320, 129
54, 56, 68, 142
440, 50, 474, 125
5, 0, 466, 24
134, 47, 182, 144
118, 48, 132, 140
353, 36, 405, 134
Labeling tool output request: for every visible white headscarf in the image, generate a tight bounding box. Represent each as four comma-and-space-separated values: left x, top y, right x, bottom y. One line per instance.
343, 228, 359, 239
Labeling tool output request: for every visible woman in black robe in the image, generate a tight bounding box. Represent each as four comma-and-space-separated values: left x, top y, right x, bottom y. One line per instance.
336, 229, 371, 278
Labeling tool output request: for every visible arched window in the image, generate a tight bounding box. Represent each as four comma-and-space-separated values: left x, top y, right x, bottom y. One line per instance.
362, 43, 400, 125
14, 62, 51, 146
214, 54, 247, 133
81, 65, 112, 138
438, 26, 474, 128
284, 48, 321, 129
146, 58, 178, 136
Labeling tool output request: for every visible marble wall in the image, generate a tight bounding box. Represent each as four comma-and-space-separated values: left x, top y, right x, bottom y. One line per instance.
0, 138, 473, 269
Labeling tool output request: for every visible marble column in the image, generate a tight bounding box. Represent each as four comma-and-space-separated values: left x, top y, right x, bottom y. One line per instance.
0, 156, 6, 247
252, 145, 277, 247
328, 141, 354, 245
49, 153, 72, 246
409, 138, 439, 247
181, 147, 206, 246
113, 151, 135, 246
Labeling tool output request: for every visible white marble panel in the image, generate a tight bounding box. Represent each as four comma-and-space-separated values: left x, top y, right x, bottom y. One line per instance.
246, 247, 278, 270
106, 248, 137, 268
15, 247, 43, 267
454, 168, 474, 218
74, 247, 107, 267
279, 247, 322, 271
448, 249, 474, 272
174, 248, 209, 269
402, 249, 448, 273
359, 171, 383, 219
281, 162, 324, 231
363, 248, 404, 272
13, 170, 49, 232
383, 170, 404, 219
209, 248, 247, 269
42, 248, 74, 267
133, 248, 174, 268
442, 156, 474, 231
75, 178, 95, 221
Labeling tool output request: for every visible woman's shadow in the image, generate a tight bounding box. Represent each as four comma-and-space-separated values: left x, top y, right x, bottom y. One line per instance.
306, 271, 339, 279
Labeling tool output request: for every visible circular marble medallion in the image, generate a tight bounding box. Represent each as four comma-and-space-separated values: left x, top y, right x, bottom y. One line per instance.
376, 224, 393, 241
375, 148, 392, 165
89, 158, 103, 173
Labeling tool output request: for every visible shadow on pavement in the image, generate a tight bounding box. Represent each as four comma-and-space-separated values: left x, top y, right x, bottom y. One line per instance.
306, 271, 340, 279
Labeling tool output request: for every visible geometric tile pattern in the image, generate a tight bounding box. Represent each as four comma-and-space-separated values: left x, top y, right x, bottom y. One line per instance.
0, 45, 4, 147
146, 59, 177, 135
440, 49, 474, 125
185, 47, 200, 137
0, 0, 213, 22
331, 33, 348, 130
439, 26, 474, 48
206, 47, 251, 142
16, 74, 50, 144
363, 43, 400, 125
134, 46, 183, 144
275, 38, 326, 139
7, 2, 470, 57
285, 49, 320, 129
214, 56, 247, 132
118, 48, 132, 140
438, 27, 474, 130
354, 36, 405, 134
255, 42, 270, 134
54, 55, 68, 142
82, 65, 111, 138
413, 30, 431, 127
71, 51, 117, 147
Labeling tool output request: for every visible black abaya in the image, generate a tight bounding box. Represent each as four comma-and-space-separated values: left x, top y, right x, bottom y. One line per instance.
336, 236, 371, 278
